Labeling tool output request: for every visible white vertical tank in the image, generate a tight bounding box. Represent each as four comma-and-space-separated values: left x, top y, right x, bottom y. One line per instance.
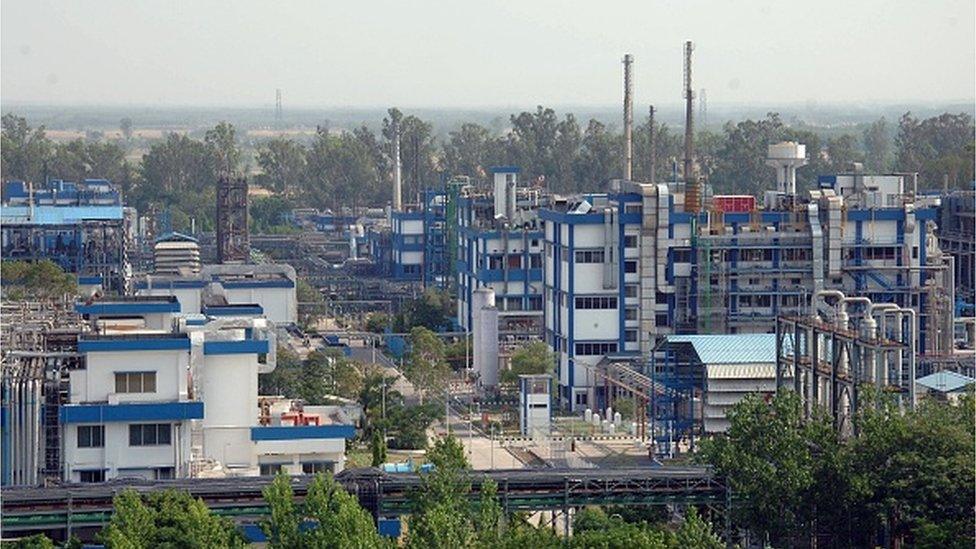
472, 288, 499, 388
765, 141, 808, 195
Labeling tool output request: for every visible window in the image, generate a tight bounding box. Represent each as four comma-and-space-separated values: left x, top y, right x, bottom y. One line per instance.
489, 255, 503, 270
302, 462, 335, 475
506, 297, 523, 311
260, 464, 284, 476
527, 296, 543, 311
574, 342, 618, 355
624, 261, 638, 274
656, 314, 669, 327
624, 203, 642, 214
77, 425, 104, 448
624, 285, 639, 298
529, 254, 542, 269
574, 296, 618, 310
129, 424, 171, 446
625, 329, 638, 342
575, 250, 605, 263
624, 235, 638, 248
507, 254, 522, 268
79, 470, 105, 483
115, 372, 156, 394
625, 307, 638, 321
575, 392, 589, 406
672, 248, 692, 263
155, 467, 175, 480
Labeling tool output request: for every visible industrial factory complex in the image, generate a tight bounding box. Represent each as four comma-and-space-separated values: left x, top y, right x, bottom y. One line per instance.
1, 43, 973, 545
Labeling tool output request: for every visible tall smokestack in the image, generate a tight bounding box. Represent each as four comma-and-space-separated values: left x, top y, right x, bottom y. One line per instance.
648, 105, 656, 183
623, 54, 634, 181
392, 116, 402, 212
683, 41, 695, 185
683, 40, 700, 212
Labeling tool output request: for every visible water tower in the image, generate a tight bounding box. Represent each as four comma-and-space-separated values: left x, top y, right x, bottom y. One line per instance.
766, 141, 808, 196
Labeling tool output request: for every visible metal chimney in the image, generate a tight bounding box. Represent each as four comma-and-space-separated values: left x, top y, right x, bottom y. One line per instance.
683, 41, 700, 212
392, 116, 403, 212
648, 105, 656, 183
623, 54, 634, 181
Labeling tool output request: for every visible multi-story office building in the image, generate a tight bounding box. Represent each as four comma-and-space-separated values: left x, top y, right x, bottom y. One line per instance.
541, 145, 950, 410
456, 168, 547, 337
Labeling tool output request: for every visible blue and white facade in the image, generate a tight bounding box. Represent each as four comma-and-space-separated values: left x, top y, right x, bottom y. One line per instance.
456, 168, 546, 337
3, 292, 352, 485
382, 190, 448, 285
133, 263, 298, 325
1, 179, 133, 293
542, 170, 948, 410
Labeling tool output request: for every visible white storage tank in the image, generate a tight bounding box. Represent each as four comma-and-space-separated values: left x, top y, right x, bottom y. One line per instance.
471, 288, 500, 388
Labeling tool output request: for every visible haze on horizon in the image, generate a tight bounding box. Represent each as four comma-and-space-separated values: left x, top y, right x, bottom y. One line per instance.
2, 0, 974, 109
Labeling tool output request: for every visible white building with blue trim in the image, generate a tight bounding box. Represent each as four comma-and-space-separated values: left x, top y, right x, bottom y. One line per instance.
541, 165, 950, 411
23, 293, 352, 484
456, 167, 547, 337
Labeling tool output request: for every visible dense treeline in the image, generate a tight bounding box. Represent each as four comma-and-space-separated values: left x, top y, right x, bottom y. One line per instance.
700, 388, 975, 548
1, 109, 972, 233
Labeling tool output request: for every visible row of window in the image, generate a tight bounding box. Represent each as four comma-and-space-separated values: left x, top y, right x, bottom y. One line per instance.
259, 462, 336, 476
78, 467, 174, 483
486, 254, 543, 270
575, 250, 606, 264
115, 372, 156, 394
77, 423, 172, 448
574, 296, 618, 310
574, 342, 618, 355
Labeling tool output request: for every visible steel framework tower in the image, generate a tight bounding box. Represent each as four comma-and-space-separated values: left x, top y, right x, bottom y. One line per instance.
216, 175, 250, 263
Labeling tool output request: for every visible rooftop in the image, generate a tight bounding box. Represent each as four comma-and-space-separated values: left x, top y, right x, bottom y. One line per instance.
663, 334, 781, 365
915, 370, 975, 393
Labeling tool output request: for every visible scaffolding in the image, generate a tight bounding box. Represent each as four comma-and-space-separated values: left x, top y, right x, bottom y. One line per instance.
216, 176, 250, 263
648, 340, 704, 455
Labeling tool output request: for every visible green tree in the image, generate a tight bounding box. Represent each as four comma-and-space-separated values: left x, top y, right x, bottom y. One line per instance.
5, 534, 57, 548
371, 429, 388, 466
895, 112, 974, 189
261, 473, 302, 549
296, 278, 324, 328
698, 390, 836, 546
673, 508, 723, 549
259, 345, 301, 396
1, 260, 78, 300
573, 119, 622, 190
475, 480, 504, 547
300, 351, 334, 405
256, 137, 307, 197
120, 117, 134, 141
1, 113, 52, 183
407, 436, 473, 549
441, 122, 494, 179
99, 489, 244, 548
862, 117, 891, 172
845, 389, 975, 547
404, 327, 451, 404
500, 341, 554, 384
824, 134, 863, 172
205, 121, 242, 175
302, 473, 390, 549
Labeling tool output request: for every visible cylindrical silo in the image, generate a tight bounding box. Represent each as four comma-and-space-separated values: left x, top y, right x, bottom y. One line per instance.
472, 288, 499, 388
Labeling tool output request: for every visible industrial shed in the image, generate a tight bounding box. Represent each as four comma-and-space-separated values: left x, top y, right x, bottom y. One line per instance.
657, 334, 786, 434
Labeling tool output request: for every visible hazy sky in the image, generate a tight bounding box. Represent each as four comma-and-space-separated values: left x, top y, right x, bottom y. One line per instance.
3, 0, 974, 108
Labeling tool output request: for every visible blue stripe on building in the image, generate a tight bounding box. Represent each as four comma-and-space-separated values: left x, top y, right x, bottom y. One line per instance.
60, 401, 204, 423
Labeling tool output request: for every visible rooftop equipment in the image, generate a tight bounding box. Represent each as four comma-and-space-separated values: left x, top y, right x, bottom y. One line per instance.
766, 141, 808, 196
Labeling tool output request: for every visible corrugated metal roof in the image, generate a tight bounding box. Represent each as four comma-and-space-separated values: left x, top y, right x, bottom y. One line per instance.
915, 371, 975, 393
664, 334, 780, 365
705, 363, 777, 379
